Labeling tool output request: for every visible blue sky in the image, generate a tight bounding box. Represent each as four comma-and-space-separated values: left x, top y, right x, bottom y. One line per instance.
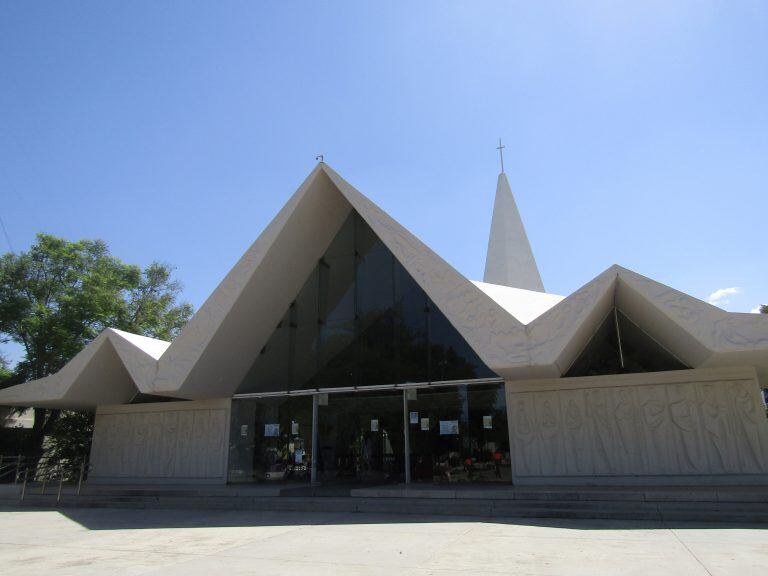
1, 2, 766, 361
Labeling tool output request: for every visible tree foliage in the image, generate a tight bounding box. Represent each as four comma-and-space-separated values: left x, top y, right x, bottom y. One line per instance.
0, 354, 14, 429
0, 234, 193, 461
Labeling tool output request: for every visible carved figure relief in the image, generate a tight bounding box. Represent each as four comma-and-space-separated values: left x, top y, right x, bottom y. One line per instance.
613, 388, 643, 474
730, 382, 766, 473
513, 398, 539, 476
668, 384, 703, 473
563, 394, 591, 475
638, 386, 675, 474
161, 411, 179, 476
585, 389, 614, 474
536, 395, 562, 475
698, 383, 734, 473
91, 405, 229, 480
509, 373, 768, 480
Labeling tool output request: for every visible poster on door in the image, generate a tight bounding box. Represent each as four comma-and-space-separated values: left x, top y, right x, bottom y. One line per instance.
264, 423, 280, 437
371, 419, 379, 432
439, 420, 459, 435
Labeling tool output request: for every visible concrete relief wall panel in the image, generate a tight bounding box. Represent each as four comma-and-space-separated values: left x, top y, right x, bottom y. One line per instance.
533, 393, 564, 477
510, 394, 540, 476
89, 399, 230, 484
507, 367, 768, 485
561, 390, 593, 475
729, 381, 768, 473
636, 385, 677, 475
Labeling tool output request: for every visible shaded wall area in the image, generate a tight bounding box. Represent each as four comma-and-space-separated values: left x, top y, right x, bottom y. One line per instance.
507, 366, 768, 485
89, 399, 230, 484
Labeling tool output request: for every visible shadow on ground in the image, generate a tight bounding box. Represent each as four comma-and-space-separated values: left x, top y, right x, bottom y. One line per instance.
2, 505, 766, 533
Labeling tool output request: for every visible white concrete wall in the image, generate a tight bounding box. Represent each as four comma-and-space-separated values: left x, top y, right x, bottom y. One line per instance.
89, 398, 231, 484
506, 367, 768, 485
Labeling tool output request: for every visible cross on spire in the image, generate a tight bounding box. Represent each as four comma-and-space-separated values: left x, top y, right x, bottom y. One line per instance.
496, 138, 505, 173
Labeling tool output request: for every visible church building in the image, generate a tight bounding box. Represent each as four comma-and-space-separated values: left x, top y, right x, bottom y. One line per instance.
2, 162, 767, 487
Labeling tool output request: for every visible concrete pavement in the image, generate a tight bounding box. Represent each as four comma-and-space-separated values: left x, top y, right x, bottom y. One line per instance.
0, 506, 766, 575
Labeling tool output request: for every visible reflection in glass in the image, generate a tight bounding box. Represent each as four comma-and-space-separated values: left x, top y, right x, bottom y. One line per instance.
228, 396, 314, 483
407, 384, 510, 483
316, 391, 404, 484
565, 309, 688, 377
236, 211, 496, 394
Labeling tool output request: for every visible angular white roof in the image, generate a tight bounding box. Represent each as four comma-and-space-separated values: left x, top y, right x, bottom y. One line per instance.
1, 163, 767, 408
471, 281, 564, 324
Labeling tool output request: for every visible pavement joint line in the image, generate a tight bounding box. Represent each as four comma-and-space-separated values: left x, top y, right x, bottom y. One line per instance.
667, 524, 716, 576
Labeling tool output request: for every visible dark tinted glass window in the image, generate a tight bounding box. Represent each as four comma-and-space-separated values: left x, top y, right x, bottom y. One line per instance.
617, 311, 687, 373
565, 309, 688, 377
429, 301, 495, 381
395, 265, 428, 383
407, 384, 509, 483
236, 212, 495, 394
228, 396, 313, 483
316, 391, 404, 483
238, 311, 292, 394
564, 311, 622, 377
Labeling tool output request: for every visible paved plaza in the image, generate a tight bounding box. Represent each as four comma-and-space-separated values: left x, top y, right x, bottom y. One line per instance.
0, 507, 766, 575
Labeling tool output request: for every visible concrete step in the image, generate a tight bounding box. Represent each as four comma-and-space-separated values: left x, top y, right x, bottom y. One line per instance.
350, 486, 768, 503
6, 492, 767, 523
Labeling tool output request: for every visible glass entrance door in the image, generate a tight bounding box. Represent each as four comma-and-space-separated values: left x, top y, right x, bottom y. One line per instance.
406, 384, 511, 483
317, 391, 404, 484
228, 396, 313, 483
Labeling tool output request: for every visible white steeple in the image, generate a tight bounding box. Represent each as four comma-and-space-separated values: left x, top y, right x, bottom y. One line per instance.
483, 171, 545, 292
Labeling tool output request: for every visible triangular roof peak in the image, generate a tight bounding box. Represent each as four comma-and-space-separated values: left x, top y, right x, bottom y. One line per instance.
483, 172, 545, 292
147, 163, 527, 398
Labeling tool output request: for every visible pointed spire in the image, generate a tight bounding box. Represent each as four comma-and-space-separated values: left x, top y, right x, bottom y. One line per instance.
483, 172, 545, 292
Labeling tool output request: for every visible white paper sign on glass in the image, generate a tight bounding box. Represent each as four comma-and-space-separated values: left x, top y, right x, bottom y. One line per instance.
410, 411, 419, 424
240, 425, 248, 438
420, 418, 430, 431
294, 450, 303, 464
371, 419, 379, 432
483, 415, 493, 429
264, 423, 280, 437
291, 421, 299, 435
439, 420, 459, 435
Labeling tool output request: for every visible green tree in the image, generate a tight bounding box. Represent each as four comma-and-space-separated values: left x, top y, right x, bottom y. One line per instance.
0, 354, 14, 428
0, 234, 193, 462
761, 305, 767, 314
0, 354, 9, 384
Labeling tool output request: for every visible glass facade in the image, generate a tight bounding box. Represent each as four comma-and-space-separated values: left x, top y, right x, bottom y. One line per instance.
236, 211, 494, 395
316, 391, 405, 484
227, 384, 509, 485
406, 385, 510, 483
228, 396, 313, 483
